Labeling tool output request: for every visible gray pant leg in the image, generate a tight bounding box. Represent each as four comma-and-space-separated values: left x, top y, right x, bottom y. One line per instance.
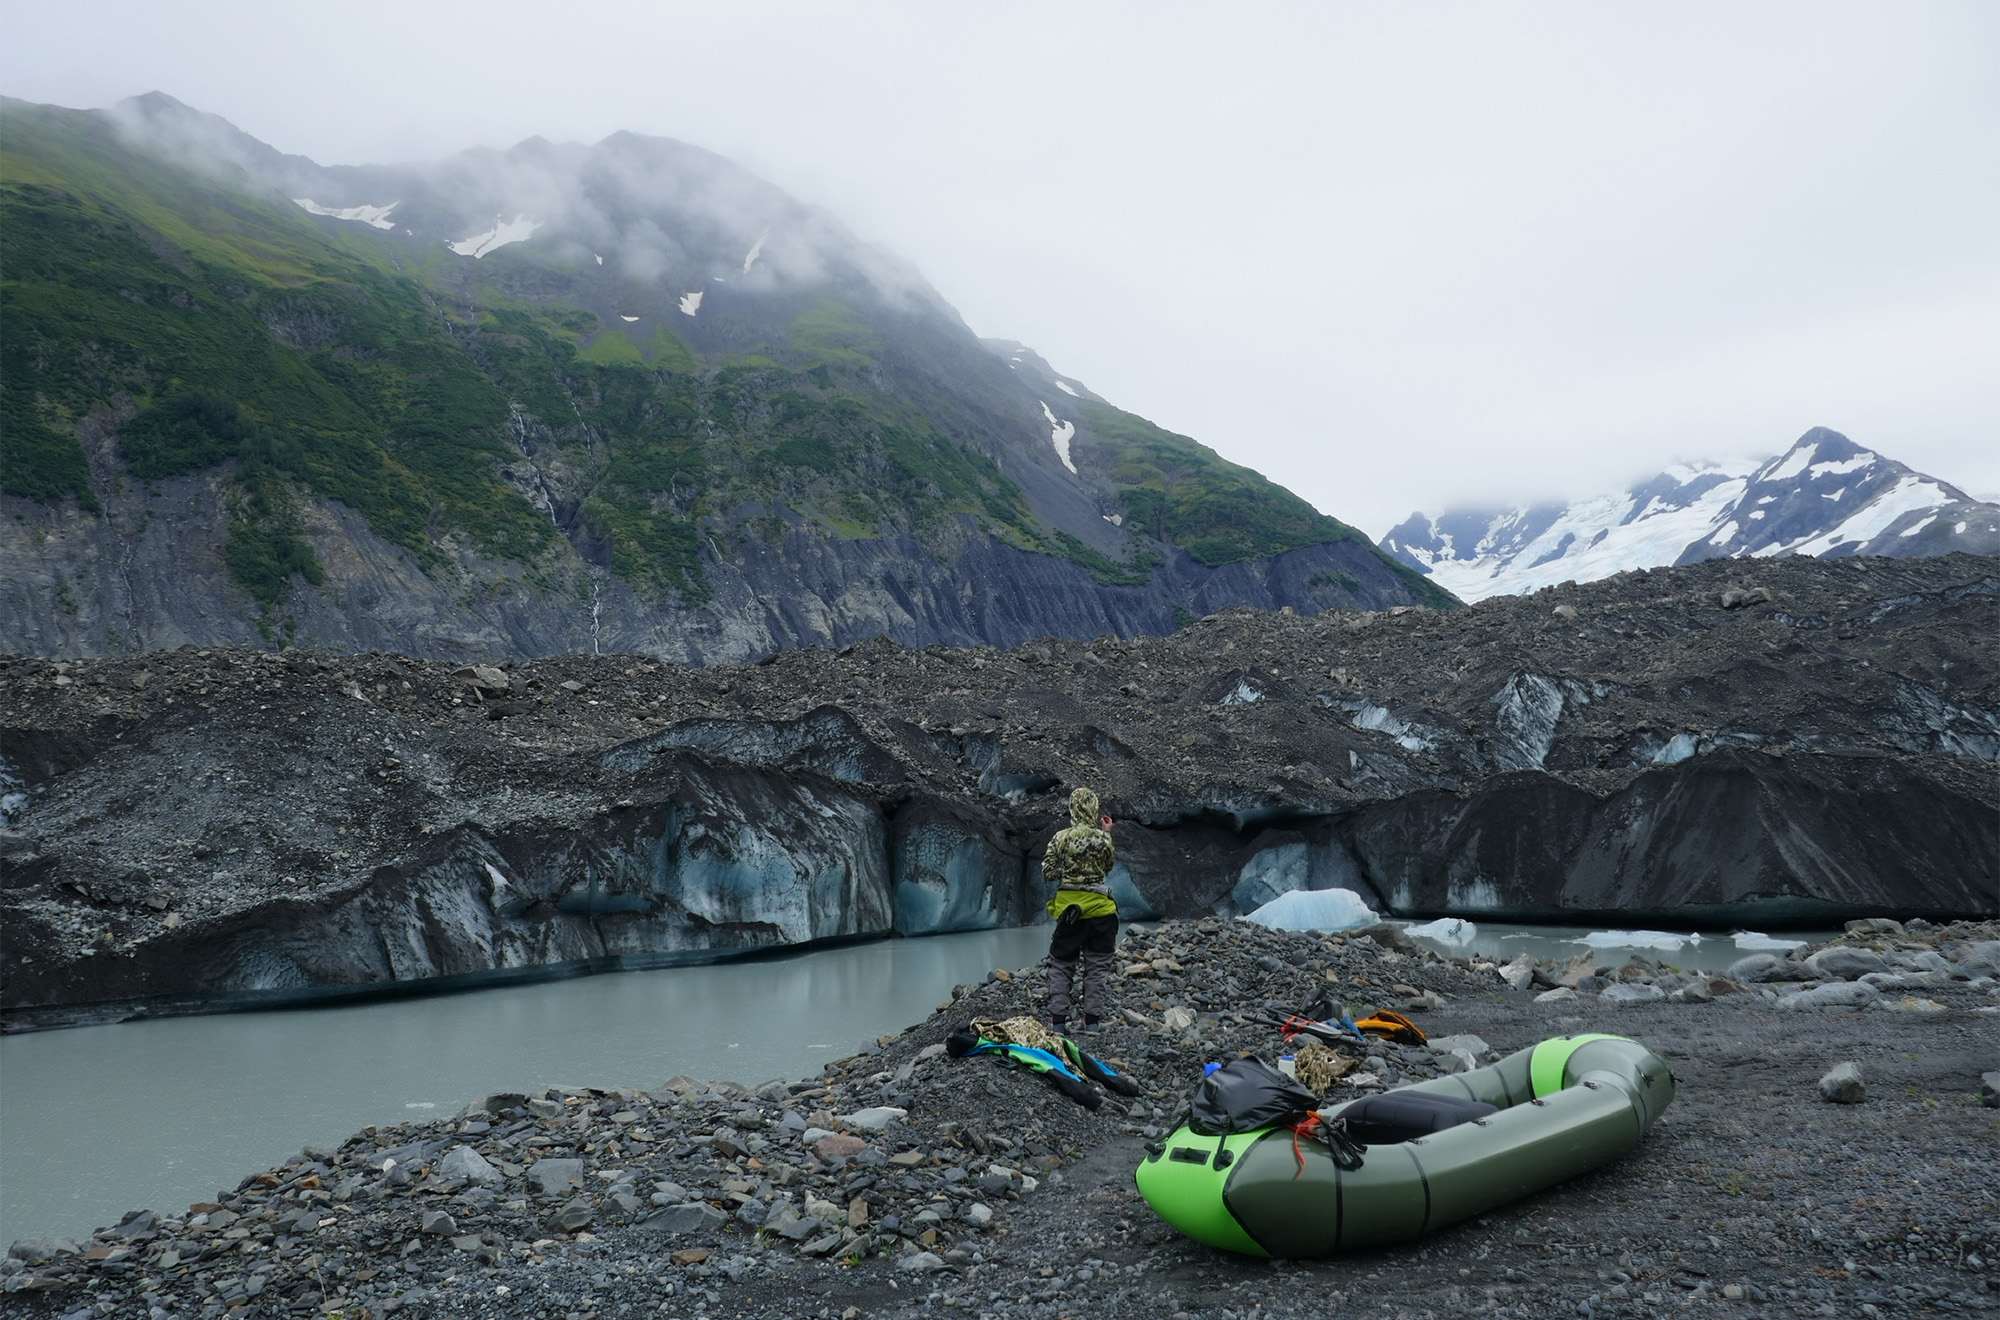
1046, 955, 1077, 1020
1081, 948, 1115, 1019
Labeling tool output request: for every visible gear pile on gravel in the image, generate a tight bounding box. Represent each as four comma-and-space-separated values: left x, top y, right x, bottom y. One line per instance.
5, 916, 1996, 1320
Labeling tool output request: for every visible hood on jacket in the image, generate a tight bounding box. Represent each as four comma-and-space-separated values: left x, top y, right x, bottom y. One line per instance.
1068, 787, 1100, 828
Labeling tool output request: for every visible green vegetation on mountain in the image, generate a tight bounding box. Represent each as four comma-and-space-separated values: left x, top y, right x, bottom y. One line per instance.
1077, 399, 1365, 565
1, 96, 1435, 617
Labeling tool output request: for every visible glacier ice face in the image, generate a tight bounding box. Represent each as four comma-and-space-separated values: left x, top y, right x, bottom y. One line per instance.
892, 809, 1027, 935
1231, 842, 1311, 913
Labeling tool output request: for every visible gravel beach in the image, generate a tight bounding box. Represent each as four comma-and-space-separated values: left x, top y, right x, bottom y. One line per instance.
5, 915, 1996, 1319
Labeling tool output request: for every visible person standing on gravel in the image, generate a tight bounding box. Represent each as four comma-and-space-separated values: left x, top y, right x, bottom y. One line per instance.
1043, 786, 1119, 1032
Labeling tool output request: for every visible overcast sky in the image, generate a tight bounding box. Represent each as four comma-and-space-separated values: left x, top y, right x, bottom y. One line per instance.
6, 1, 1995, 534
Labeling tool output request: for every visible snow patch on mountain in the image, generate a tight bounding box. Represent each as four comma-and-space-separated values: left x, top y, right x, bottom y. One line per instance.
293, 199, 397, 229
1055, 381, 1080, 397
1382, 428, 2000, 600
1040, 402, 1077, 474
619, 315, 640, 322
679, 290, 704, 316
447, 215, 538, 258
742, 230, 767, 273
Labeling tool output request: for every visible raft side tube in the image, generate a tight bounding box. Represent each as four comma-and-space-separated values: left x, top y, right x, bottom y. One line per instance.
1137, 1034, 1678, 1258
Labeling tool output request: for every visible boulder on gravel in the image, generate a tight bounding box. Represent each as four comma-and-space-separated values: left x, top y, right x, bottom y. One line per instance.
641, 1202, 727, 1235
1726, 953, 1813, 983
1818, 1062, 1867, 1103
436, 1145, 500, 1184
1602, 983, 1666, 1004
1805, 946, 1888, 980
1982, 1072, 2000, 1108
528, 1158, 583, 1197
1778, 982, 1882, 1011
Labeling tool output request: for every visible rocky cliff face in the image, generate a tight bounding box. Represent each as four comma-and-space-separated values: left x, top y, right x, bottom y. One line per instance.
2, 554, 1993, 1027
2, 469, 1431, 664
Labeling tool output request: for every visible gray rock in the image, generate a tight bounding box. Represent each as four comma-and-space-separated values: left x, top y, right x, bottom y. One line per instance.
1667, 981, 1714, 1003
1499, 955, 1538, 991
1601, 982, 1666, 1004
436, 1145, 500, 1185
1805, 946, 1887, 980
606, 1192, 646, 1220
1952, 941, 2000, 978
1818, 1061, 1866, 1104
778, 1216, 821, 1241
1844, 917, 1904, 937
1424, 1033, 1492, 1057
1778, 982, 1882, 1010
549, 1197, 596, 1232
840, 1106, 907, 1132
1533, 987, 1578, 1003
525, 1098, 563, 1120
6, 1239, 76, 1264
1981, 1072, 2000, 1108
642, 1201, 728, 1235
528, 1157, 584, 1197
1724, 953, 1789, 983
419, 1210, 456, 1236
451, 1233, 484, 1251
963, 1202, 993, 1226
800, 1231, 846, 1256
734, 1199, 770, 1228
899, 1251, 948, 1273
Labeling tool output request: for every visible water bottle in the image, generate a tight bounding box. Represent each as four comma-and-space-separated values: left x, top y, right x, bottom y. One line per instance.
1277, 1055, 1298, 1078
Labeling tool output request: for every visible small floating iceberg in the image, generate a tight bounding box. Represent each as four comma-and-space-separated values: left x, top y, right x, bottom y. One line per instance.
1571, 930, 1702, 952
1405, 916, 1478, 945
1730, 930, 1806, 951
293, 198, 398, 230
1242, 887, 1377, 932
447, 215, 538, 258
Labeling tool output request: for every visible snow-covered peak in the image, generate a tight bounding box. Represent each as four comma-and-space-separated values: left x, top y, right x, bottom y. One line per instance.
1382, 428, 2000, 600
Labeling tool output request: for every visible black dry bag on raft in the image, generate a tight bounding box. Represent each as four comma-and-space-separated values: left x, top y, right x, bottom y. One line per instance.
1189, 1059, 1323, 1135
1337, 1089, 1496, 1145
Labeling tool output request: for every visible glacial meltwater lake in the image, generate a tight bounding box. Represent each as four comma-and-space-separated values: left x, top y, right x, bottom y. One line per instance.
0, 919, 1827, 1247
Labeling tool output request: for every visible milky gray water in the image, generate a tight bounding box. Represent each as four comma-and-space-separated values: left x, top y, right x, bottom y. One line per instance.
0, 927, 1050, 1248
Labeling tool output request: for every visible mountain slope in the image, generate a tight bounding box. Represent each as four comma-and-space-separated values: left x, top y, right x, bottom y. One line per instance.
1, 95, 1450, 660
1381, 427, 2000, 601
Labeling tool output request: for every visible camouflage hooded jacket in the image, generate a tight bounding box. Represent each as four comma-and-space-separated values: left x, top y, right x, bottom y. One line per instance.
1043, 787, 1117, 920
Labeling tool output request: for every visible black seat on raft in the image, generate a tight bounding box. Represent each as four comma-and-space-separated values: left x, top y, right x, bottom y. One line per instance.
1339, 1090, 1497, 1145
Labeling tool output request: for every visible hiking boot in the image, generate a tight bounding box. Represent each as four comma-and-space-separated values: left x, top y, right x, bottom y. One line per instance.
1082, 1015, 1103, 1027
1048, 1016, 1069, 1033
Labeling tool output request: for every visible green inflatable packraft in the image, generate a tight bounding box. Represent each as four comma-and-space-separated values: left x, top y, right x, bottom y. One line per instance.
1135, 1034, 1674, 1258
